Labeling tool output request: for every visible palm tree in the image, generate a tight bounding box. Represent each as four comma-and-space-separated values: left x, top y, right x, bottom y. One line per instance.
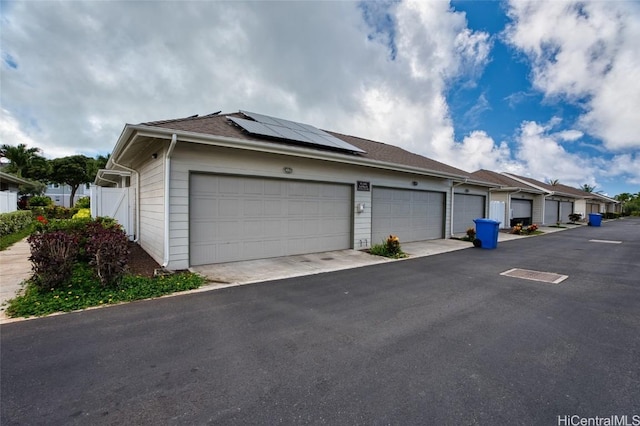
579, 183, 596, 193
0, 144, 42, 178
547, 179, 560, 186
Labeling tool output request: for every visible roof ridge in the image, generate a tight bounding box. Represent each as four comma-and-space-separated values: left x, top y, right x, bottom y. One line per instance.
140, 111, 228, 126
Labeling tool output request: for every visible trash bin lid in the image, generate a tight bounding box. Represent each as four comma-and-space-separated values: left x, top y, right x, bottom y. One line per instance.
473, 218, 501, 225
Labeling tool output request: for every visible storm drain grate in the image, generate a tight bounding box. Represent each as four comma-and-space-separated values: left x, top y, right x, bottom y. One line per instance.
500, 268, 568, 284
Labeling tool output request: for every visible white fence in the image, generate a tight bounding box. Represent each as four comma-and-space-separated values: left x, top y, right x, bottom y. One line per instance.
489, 201, 506, 227
0, 192, 18, 213
90, 186, 135, 240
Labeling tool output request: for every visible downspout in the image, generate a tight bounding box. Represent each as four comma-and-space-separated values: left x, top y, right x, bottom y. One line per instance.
450, 178, 469, 235
162, 134, 178, 268
110, 146, 141, 243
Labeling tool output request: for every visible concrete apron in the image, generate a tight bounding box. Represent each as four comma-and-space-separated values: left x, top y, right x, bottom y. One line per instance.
190, 238, 473, 290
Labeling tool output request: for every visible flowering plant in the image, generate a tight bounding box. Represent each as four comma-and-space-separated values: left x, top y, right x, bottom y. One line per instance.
526, 224, 538, 234
465, 227, 476, 241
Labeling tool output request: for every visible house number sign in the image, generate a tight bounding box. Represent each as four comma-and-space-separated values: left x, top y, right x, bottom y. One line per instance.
357, 181, 370, 191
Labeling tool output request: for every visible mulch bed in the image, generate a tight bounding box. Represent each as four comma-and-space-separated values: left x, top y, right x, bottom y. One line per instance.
127, 242, 161, 278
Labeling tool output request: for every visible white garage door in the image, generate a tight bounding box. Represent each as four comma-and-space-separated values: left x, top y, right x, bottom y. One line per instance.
189, 174, 352, 265
560, 201, 574, 221
372, 187, 444, 244
453, 194, 485, 233
545, 200, 559, 224
511, 199, 533, 225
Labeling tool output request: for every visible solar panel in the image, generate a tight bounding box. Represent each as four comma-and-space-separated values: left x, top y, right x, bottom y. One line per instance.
227, 117, 283, 139
233, 110, 366, 154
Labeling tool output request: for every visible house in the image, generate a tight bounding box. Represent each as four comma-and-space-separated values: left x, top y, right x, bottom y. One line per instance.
45, 183, 91, 207
501, 173, 619, 223
0, 171, 32, 213
95, 110, 494, 269
469, 170, 545, 227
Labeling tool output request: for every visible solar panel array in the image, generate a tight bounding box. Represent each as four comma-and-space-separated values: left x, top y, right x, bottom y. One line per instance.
227, 110, 366, 154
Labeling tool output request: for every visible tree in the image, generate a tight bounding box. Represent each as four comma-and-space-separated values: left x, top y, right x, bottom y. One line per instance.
0, 143, 43, 178
579, 183, 596, 193
547, 179, 560, 186
50, 155, 95, 207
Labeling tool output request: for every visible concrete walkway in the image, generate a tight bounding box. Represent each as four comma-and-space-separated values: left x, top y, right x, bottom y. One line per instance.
0, 238, 32, 320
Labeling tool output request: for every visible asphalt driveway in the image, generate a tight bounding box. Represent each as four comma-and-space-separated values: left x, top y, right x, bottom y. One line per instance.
2, 218, 639, 425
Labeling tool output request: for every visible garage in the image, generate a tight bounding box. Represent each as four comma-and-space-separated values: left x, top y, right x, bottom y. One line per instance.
453, 194, 485, 234
510, 199, 533, 226
560, 201, 574, 222
545, 199, 559, 224
372, 187, 444, 244
189, 174, 353, 265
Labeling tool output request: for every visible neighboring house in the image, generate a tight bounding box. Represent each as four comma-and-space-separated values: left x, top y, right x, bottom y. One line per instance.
95, 110, 494, 269
45, 183, 91, 207
470, 170, 546, 228
501, 173, 618, 223
0, 171, 32, 213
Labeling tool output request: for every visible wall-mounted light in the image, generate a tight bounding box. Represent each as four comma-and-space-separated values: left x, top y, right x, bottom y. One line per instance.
283, 167, 293, 174
465, 188, 470, 193
412, 181, 418, 186
152, 153, 158, 159
356, 203, 365, 213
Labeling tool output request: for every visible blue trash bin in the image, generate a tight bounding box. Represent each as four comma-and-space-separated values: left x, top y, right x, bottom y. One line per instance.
473, 218, 501, 249
588, 213, 602, 227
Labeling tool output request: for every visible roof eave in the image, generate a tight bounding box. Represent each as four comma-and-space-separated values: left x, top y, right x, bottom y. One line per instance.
112, 124, 472, 182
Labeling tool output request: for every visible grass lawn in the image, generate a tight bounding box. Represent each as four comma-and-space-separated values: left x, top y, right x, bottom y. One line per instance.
6, 264, 206, 318
0, 224, 34, 251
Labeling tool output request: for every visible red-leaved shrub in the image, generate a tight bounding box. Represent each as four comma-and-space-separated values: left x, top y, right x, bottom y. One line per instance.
85, 223, 130, 287
28, 231, 79, 289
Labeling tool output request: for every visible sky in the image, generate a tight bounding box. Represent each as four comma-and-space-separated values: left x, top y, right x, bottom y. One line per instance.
1, 0, 639, 197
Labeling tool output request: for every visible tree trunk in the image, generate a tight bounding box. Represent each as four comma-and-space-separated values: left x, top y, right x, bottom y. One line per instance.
69, 185, 79, 208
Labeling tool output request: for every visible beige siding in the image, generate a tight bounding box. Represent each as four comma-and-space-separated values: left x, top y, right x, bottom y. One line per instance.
138, 152, 165, 265
167, 143, 460, 269
353, 189, 372, 249
532, 195, 544, 225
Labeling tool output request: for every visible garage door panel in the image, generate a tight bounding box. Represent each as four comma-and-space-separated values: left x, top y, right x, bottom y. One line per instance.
372, 188, 444, 243
453, 194, 485, 234
560, 201, 573, 220
190, 174, 352, 265
219, 178, 239, 194
545, 200, 559, 224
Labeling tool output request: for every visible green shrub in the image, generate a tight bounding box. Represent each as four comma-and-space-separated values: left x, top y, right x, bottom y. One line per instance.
28, 195, 53, 207
369, 235, 407, 259
568, 213, 582, 223
72, 208, 91, 220
75, 196, 90, 209
30, 205, 77, 220
0, 210, 34, 237
28, 230, 79, 290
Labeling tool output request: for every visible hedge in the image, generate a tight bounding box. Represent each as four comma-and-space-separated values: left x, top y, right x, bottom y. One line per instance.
0, 210, 34, 238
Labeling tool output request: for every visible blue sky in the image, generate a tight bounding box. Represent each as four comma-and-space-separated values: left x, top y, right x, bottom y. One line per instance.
1, 0, 639, 196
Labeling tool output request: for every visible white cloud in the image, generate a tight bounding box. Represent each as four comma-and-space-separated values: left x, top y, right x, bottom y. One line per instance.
505, 0, 640, 151
606, 154, 640, 185
554, 129, 583, 142
0, 0, 502, 186
514, 120, 599, 188
0, 0, 493, 167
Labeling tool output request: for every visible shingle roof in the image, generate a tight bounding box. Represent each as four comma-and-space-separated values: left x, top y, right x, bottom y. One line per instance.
140, 111, 472, 178
503, 173, 597, 198
470, 169, 541, 190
